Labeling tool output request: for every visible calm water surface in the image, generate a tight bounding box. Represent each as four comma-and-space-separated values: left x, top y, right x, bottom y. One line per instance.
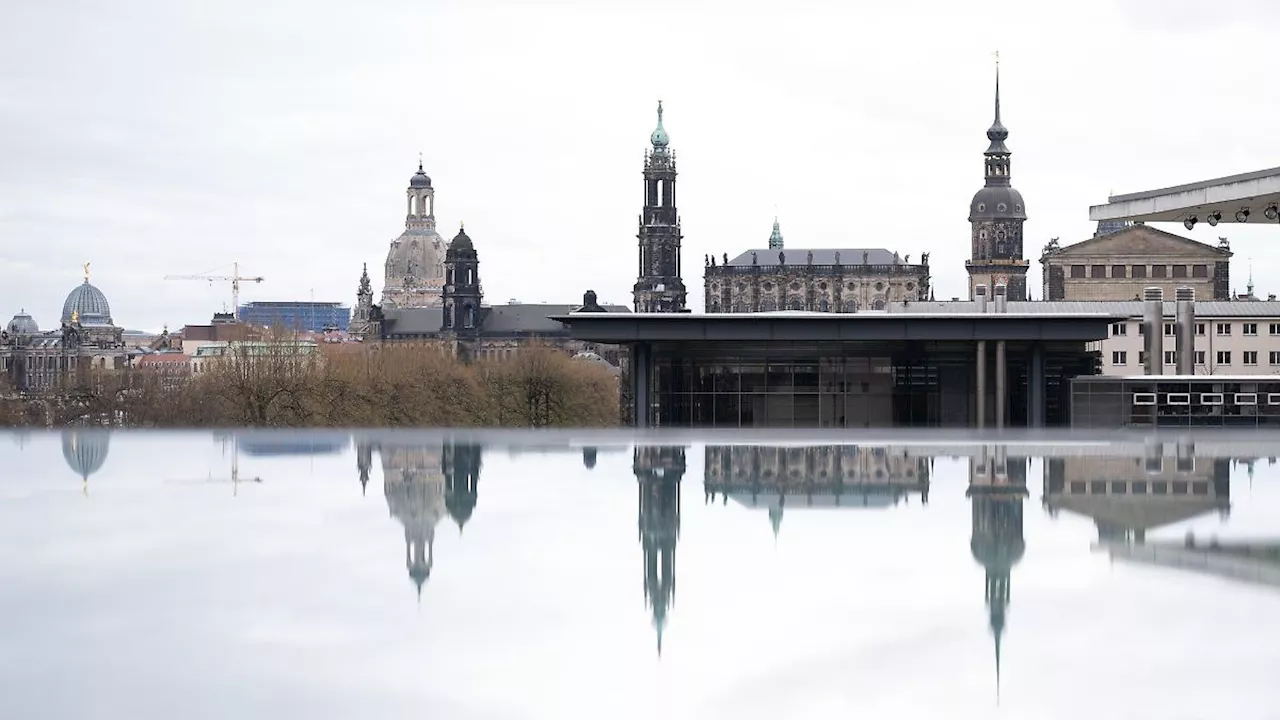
2, 430, 1279, 719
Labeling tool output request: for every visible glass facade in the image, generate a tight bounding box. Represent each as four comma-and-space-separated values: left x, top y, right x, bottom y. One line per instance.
238, 302, 351, 333
1072, 377, 1280, 428
645, 341, 1096, 428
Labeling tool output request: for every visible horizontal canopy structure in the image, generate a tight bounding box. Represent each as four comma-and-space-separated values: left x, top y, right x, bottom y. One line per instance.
551, 309, 1121, 344
1089, 166, 1280, 225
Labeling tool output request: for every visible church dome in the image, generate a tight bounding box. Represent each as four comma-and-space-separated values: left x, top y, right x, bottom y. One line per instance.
448, 225, 473, 252
6, 310, 38, 335
61, 280, 113, 325
62, 430, 110, 480
969, 186, 1027, 222
409, 164, 432, 188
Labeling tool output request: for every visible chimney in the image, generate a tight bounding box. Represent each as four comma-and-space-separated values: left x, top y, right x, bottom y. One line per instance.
994, 283, 1008, 313
1175, 287, 1195, 375
1143, 287, 1164, 375
975, 284, 988, 313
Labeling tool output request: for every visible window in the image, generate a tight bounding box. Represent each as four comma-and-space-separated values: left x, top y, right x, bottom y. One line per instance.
1132, 265, 1147, 278
1172, 265, 1188, 278
1217, 351, 1232, 365
1152, 265, 1167, 278
1164, 323, 1175, 336
1091, 264, 1106, 278
1216, 322, 1231, 336
1244, 351, 1258, 365
1271, 351, 1280, 366
1163, 350, 1176, 365
1110, 322, 1127, 336
1111, 265, 1127, 278
1112, 351, 1127, 365
1271, 323, 1280, 336
1070, 264, 1086, 278
1192, 264, 1208, 278
1195, 351, 1205, 365
1196, 322, 1206, 336
1138, 351, 1147, 365
1244, 322, 1258, 335
1138, 324, 1145, 335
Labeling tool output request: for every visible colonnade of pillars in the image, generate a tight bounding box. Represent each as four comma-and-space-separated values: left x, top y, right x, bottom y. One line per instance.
975, 341, 1045, 429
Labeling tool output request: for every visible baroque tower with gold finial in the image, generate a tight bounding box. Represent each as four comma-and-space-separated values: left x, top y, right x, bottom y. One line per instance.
633, 102, 688, 313
966, 57, 1030, 301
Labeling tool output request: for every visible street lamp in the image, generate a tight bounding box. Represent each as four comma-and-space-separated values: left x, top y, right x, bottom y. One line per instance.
1265, 205, 1279, 221
1235, 208, 1251, 223
1184, 216, 1198, 231
1207, 211, 1222, 227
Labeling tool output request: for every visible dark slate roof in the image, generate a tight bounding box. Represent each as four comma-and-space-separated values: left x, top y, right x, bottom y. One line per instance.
482, 304, 629, 335
727, 248, 903, 267
382, 303, 629, 337
381, 307, 443, 335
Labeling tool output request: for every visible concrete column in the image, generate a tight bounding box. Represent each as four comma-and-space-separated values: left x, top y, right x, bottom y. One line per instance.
995, 340, 1007, 429
976, 340, 987, 428
630, 343, 652, 428
1028, 343, 1045, 428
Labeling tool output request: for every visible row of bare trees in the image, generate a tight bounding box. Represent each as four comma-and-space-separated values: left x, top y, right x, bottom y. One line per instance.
0, 343, 621, 428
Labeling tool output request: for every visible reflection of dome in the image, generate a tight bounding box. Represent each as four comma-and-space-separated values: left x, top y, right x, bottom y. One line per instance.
61, 280, 113, 325
6, 310, 38, 335
382, 446, 446, 597
583, 447, 598, 469
970, 533, 1026, 572
62, 430, 110, 480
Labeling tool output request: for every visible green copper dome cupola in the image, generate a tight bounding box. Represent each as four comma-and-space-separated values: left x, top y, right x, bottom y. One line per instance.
768, 217, 784, 250
650, 100, 670, 149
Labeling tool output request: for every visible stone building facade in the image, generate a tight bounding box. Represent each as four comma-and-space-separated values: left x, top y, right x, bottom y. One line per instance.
702, 243, 930, 312
1, 269, 134, 392
1040, 224, 1232, 301
381, 161, 449, 309
633, 102, 687, 313
966, 68, 1030, 301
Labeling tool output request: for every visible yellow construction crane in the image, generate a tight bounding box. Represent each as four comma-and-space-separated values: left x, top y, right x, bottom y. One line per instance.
164, 262, 264, 321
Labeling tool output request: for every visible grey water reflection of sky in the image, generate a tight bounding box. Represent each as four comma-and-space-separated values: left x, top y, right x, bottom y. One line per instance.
1, 432, 1279, 719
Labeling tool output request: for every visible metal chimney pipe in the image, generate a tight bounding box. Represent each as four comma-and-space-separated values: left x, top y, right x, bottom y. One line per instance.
1143, 287, 1164, 376
975, 284, 988, 313
994, 284, 1008, 313
1175, 287, 1195, 375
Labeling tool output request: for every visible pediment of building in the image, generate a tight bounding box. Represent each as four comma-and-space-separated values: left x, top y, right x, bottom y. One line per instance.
1048, 226, 1230, 260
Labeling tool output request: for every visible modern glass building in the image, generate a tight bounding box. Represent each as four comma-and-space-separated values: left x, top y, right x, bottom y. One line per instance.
238, 302, 350, 333
554, 303, 1121, 428
1071, 376, 1280, 428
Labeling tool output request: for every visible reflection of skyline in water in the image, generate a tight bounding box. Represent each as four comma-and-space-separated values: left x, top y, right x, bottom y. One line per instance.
356, 437, 483, 600
704, 445, 930, 537
8, 430, 1280, 713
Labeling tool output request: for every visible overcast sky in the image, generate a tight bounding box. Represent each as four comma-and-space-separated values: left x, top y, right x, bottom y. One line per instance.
2, 0, 1278, 331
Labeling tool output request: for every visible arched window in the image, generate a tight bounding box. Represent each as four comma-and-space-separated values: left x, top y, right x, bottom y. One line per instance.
788, 297, 805, 311
444, 303, 454, 328
733, 300, 748, 313
842, 299, 859, 313
760, 297, 778, 312
872, 298, 886, 310
446, 268, 454, 285
818, 298, 830, 312
409, 195, 417, 215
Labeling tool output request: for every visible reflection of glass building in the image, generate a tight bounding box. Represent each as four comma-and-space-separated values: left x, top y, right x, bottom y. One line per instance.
1043, 440, 1230, 544
634, 446, 684, 655
704, 445, 929, 535
356, 438, 483, 600
968, 446, 1026, 695
61, 430, 110, 486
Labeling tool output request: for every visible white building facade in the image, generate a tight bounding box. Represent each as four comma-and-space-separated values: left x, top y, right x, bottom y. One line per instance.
1097, 301, 1280, 376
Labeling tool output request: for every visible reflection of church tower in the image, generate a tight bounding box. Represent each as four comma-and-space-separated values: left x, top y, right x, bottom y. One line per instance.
356, 439, 373, 495
634, 445, 685, 655
381, 443, 447, 600
61, 430, 110, 492
444, 440, 482, 530
967, 446, 1027, 698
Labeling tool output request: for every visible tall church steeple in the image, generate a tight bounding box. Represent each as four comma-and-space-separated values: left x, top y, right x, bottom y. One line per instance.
966, 56, 1030, 301
633, 102, 688, 313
